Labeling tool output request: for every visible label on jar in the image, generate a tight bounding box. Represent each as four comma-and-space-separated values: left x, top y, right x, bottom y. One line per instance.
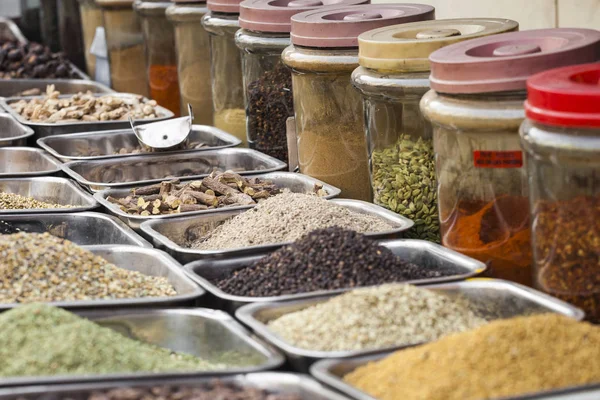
473, 151, 523, 168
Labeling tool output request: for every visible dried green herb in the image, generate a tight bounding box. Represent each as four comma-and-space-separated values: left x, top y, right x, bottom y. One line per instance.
0, 192, 75, 210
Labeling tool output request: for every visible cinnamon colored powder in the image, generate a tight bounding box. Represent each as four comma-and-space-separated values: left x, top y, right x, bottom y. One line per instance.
149, 64, 181, 117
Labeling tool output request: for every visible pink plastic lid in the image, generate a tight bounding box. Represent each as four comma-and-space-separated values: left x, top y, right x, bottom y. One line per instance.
291, 3, 434, 47
429, 28, 600, 94
207, 0, 241, 12
239, 0, 369, 33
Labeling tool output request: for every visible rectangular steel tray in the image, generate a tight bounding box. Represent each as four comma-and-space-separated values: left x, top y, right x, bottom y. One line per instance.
140, 199, 414, 263
0, 211, 151, 246
0, 372, 350, 400
38, 125, 242, 162
0, 79, 114, 97
0, 147, 62, 177
0, 93, 174, 139
184, 239, 486, 313
0, 245, 204, 311
0, 308, 285, 387
238, 278, 584, 372
311, 351, 600, 400
0, 112, 34, 146
0, 176, 98, 213
0, 17, 27, 44
96, 172, 341, 230
62, 148, 288, 192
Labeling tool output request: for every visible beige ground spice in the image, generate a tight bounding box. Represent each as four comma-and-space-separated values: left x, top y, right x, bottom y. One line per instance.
344, 314, 600, 400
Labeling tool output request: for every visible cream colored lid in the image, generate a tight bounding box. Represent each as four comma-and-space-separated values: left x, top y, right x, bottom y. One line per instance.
358, 18, 518, 72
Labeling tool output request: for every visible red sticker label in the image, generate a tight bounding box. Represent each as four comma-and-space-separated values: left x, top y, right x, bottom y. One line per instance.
473, 151, 523, 168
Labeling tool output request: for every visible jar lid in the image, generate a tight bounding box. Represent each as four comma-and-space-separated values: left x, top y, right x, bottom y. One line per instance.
172, 0, 206, 3
239, 0, 369, 33
358, 18, 518, 72
291, 3, 435, 47
429, 28, 600, 94
95, 0, 134, 7
525, 63, 600, 128
207, 0, 241, 12
134, 0, 174, 12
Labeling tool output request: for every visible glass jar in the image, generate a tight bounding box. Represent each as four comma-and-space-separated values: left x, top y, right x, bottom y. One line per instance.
18, 0, 43, 44
96, 0, 149, 96
166, 0, 211, 122
353, 19, 518, 241
521, 63, 600, 322
78, 0, 104, 76
421, 28, 600, 286
202, 0, 246, 145
285, 4, 434, 201
58, 0, 86, 71
40, 0, 60, 51
135, 0, 181, 116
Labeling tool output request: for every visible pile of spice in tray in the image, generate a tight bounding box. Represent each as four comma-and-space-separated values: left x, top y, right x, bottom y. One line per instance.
267, 284, 485, 352
190, 193, 393, 250
107, 171, 328, 216
0, 41, 78, 79
0, 232, 176, 302
0, 192, 75, 210
0, 304, 242, 377
68, 382, 302, 400
214, 227, 459, 297
344, 314, 600, 400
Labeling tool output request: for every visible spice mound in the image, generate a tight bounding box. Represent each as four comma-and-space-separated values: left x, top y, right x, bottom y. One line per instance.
0, 232, 177, 303
0, 304, 222, 377
10, 85, 162, 123
344, 314, 600, 400
214, 227, 456, 297
191, 193, 393, 250
0, 192, 75, 210
74, 382, 301, 400
108, 171, 328, 216
267, 284, 484, 352
0, 41, 78, 79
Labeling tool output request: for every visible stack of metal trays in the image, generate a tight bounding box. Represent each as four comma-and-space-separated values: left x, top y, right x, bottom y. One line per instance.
0, 373, 350, 399
38, 125, 242, 162
0, 93, 174, 139
0, 212, 150, 246
140, 199, 414, 263
183, 239, 487, 313
62, 148, 287, 192
0, 308, 285, 387
96, 172, 340, 230
238, 279, 583, 372
0, 112, 34, 147
0, 79, 114, 98
0, 147, 61, 177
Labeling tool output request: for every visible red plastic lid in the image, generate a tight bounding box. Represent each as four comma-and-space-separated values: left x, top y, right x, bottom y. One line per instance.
429, 28, 600, 94
525, 62, 600, 128
239, 0, 369, 33
291, 3, 434, 47
207, 0, 241, 12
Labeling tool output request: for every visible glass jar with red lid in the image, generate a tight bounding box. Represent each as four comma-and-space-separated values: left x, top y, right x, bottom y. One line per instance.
522, 62, 600, 321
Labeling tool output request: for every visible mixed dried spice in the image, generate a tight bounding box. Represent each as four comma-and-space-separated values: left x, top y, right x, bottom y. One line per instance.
0, 41, 78, 79
190, 193, 393, 250
214, 227, 457, 297
107, 171, 327, 216
0, 192, 75, 210
267, 284, 485, 352
0, 232, 176, 303
76, 141, 209, 158
344, 314, 600, 400
10, 86, 162, 123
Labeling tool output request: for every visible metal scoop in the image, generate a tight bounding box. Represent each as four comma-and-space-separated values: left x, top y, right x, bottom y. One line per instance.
130, 104, 194, 152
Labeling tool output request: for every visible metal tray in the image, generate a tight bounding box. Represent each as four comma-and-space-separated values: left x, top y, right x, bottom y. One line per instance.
97, 172, 341, 230
0, 17, 27, 44
0, 93, 174, 139
311, 351, 600, 400
0, 212, 151, 246
0, 372, 350, 400
0, 176, 98, 214
0, 245, 204, 311
238, 278, 584, 372
0, 112, 34, 146
38, 125, 242, 162
141, 199, 414, 263
184, 239, 486, 313
0, 79, 114, 97
0, 308, 285, 387
63, 148, 288, 192
0, 147, 62, 177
